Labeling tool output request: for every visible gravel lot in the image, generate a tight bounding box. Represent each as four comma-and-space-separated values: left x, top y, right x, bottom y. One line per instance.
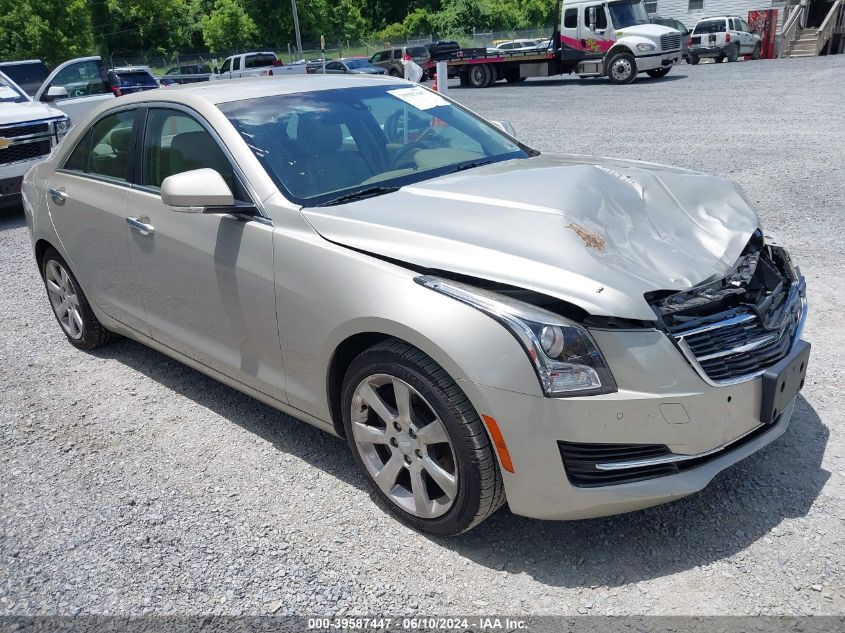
1, 56, 844, 618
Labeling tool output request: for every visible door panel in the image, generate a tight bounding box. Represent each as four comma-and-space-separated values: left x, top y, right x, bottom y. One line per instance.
125, 191, 285, 399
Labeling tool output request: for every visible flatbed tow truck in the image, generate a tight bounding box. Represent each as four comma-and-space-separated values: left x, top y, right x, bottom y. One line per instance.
424, 0, 682, 86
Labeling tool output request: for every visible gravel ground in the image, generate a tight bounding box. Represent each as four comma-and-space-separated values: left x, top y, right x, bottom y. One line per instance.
1, 55, 844, 618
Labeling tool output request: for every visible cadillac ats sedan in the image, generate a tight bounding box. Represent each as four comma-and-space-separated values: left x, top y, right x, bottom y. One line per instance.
22, 75, 809, 535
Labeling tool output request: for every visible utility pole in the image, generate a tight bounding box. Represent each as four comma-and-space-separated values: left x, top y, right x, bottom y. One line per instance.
290, 0, 303, 60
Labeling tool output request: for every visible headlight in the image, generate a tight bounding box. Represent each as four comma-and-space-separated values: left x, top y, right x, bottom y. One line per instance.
636, 43, 657, 52
53, 116, 71, 139
416, 276, 617, 397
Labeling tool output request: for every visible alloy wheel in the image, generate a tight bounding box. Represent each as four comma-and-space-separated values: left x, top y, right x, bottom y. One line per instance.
350, 373, 458, 519
45, 260, 84, 340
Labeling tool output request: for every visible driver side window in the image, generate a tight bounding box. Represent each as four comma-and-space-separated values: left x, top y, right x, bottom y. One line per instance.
220, 58, 231, 74
44, 60, 109, 100
583, 5, 608, 29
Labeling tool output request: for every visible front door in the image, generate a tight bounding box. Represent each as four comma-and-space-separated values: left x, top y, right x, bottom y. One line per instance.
579, 3, 614, 58
124, 106, 286, 401
46, 107, 148, 334
34, 57, 114, 124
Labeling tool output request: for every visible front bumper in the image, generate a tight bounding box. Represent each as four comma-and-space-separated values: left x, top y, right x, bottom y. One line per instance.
461, 327, 806, 521
636, 51, 681, 71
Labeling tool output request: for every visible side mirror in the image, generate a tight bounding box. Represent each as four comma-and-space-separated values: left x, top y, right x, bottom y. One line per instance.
161, 169, 235, 212
588, 6, 597, 31
45, 86, 69, 101
490, 120, 517, 137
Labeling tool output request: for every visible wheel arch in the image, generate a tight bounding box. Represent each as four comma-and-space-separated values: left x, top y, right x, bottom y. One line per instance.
34, 238, 57, 278
604, 44, 636, 72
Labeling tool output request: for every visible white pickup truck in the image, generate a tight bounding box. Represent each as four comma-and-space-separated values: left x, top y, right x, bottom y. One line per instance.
1, 56, 116, 207
212, 52, 306, 80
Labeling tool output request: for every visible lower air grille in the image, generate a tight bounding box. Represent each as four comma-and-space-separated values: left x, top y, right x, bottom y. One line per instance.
558, 421, 776, 487
661, 33, 682, 51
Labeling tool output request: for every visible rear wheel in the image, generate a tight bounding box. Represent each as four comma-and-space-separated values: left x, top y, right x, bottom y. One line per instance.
467, 63, 493, 88
341, 339, 505, 536
646, 67, 671, 78
727, 44, 739, 62
504, 68, 522, 83
688, 53, 700, 65
42, 248, 118, 350
606, 51, 637, 84
716, 53, 726, 63
389, 68, 401, 77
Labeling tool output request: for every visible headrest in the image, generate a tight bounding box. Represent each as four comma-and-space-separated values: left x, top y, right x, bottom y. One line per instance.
109, 127, 132, 152
295, 112, 342, 154
170, 130, 230, 174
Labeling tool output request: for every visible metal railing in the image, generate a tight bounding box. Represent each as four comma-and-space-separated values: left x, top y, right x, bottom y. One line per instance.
816, 0, 845, 54
780, 4, 805, 57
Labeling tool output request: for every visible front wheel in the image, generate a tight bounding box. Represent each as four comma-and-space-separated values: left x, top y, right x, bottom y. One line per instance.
341, 339, 505, 536
606, 52, 637, 84
42, 247, 118, 350
752, 43, 761, 60
646, 67, 671, 78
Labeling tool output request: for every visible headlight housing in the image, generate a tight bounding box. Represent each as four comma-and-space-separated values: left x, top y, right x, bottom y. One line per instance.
636, 42, 657, 52
53, 116, 71, 140
416, 276, 617, 397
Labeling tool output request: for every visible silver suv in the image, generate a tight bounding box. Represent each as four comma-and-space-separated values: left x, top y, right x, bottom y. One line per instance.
369, 45, 430, 77
689, 15, 762, 63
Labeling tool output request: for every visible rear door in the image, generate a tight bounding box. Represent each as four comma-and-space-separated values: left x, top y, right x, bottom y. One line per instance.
46, 107, 147, 333
34, 57, 114, 124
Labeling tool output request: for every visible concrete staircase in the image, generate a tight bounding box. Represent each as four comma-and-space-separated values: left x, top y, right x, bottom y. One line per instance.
784, 28, 821, 57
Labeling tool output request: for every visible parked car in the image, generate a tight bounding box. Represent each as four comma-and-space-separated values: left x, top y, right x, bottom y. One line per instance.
370, 46, 430, 77
689, 15, 762, 64
492, 39, 546, 52
324, 58, 387, 75
212, 52, 305, 79
0, 59, 51, 97
107, 67, 159, 96
0, 56, 113, 125
0, 71, 70, 207
159, 63, 213, 86
650, 16, 690, 61
23, 75, 809, 536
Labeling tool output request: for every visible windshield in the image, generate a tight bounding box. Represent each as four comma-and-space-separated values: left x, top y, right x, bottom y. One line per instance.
608, 0, 649, 28
345, 59, 371, 69
0, 74, 28, 103
220, 85, 528, 206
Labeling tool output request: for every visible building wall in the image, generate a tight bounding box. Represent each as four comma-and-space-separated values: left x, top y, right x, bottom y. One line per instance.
649, 0, 789, 30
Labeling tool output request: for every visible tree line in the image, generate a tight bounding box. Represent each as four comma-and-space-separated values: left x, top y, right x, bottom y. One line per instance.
0, 0, 560, 66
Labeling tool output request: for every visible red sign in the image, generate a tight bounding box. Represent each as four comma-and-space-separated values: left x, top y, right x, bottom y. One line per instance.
748, 9, 779, 59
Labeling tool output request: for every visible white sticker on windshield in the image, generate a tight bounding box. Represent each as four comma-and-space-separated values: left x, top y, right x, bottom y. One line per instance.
387, 86, 448, 110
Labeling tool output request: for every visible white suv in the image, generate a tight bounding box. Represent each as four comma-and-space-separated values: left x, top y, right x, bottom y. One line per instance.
689, 16, 761, 64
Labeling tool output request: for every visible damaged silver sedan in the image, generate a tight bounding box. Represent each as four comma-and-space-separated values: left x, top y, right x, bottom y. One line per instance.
23, 75, 809, 535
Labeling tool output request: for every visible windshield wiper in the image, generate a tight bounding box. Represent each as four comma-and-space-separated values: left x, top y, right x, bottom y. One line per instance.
317, 186, 401, 207
448, 159, 495, 174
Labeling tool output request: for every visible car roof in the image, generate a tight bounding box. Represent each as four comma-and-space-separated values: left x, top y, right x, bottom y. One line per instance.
116, 74, 403, 106
110, 66, 153, 73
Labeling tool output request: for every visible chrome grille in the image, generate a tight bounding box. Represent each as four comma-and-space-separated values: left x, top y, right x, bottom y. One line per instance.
0, 120, 54, 166
668, 297, 804, 384
661, 33, 682, 51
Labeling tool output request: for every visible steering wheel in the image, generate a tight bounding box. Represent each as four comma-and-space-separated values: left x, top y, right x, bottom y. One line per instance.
385, 111, 435, 169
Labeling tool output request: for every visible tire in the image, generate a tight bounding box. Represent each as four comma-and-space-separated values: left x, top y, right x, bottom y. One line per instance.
389, 68, 401, 77
716, 53, 726, 63
41, 247, 118, 350
752, 43, 761, 60
689, 54, 700, 65
341, 339, 506, 536
504, 68, 521, 83
606, 51, 637, 84
467, 63, 492, 88
727, 44, 739, 62
646, 67, 671, 78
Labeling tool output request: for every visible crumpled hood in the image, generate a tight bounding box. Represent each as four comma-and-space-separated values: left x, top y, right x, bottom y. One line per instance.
301, 154, 759, 321
0, 100, 64, 126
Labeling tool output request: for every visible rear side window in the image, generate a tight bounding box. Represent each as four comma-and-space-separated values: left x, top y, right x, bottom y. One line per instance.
694, 19, 726, 33
62, 132, 91, 172
564, 8, 578, 28
407, 46, 428, 58
87, 110, 136, 180
117, 72, 155, 86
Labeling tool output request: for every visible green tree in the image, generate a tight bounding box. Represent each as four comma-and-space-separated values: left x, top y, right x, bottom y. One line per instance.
201, 0, 258, 51
0, 0, 94, 65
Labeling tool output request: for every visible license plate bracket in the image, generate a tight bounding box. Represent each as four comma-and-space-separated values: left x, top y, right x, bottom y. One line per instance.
760, 340, 811, 424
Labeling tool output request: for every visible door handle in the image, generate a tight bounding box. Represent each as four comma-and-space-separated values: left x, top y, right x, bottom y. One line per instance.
48, 188, 68, 204
126, 216, 155, 236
